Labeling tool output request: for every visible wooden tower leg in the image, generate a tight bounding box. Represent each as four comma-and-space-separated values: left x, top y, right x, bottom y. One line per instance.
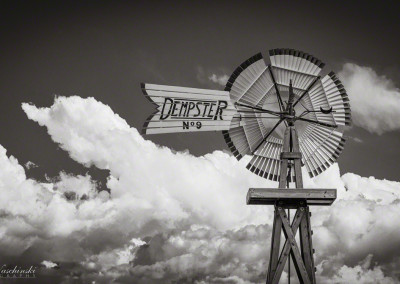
266, 208, 282, 283
300, 207, 316, 283
266, 127, 290, 283
291, 127, 316, 283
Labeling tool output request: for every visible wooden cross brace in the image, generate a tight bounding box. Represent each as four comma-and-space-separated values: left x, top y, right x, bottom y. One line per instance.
268, 206, 312, 284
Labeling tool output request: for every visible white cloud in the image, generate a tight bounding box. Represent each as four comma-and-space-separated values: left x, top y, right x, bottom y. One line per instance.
196, 66, 229, 87
319, 254, 397, 284
0, 144, 112, 257
83, 237, 147, 271
339, 63, 400, 134
41, 260, 59, 269
208, 73, 229, 86
0, 95, 395, 282
54, 172, 99, 200
25, 161, 38, 169
21, 97, 272, 232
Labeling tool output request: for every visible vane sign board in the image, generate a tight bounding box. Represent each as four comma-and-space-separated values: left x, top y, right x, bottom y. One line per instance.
142, 83, 235, 134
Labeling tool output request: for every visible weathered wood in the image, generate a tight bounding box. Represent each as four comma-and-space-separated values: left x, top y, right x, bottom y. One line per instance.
279, 128, 291, 187
300, 208, 314, 283
291, 128, 303, 188
271, 208, 304, 284
247, 188, 336, 206
266, 208, 283, 283
305, 209, 317, 283
293, 126, 316, 283
278, 208, 311, 284
268, 125, 291, 283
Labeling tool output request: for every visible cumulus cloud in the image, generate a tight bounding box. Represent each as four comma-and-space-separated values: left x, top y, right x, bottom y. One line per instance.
0, 144, 112, 259
41, 260, 59, 269
208, 73, 229, 86
0, 96, 396, 282
25, 161, 38, 169
339, 63, 400, 134
196, 66, 229, 88
21, 97, 271, 231
319, 254, 396, 284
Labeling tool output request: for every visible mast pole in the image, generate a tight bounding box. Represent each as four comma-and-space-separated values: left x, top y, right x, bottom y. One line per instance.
263, 80, 317, 284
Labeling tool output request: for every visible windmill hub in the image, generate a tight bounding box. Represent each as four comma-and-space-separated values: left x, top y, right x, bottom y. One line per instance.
283, 111, 295, 120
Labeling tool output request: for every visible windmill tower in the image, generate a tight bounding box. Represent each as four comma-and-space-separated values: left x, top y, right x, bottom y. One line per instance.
141, 48, 351, 283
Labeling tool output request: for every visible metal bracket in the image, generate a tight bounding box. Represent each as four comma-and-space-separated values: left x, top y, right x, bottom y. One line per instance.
281, 151, 302, 160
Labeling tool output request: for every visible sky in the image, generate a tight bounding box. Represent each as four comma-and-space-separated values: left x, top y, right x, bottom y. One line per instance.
0, 1, 400, 283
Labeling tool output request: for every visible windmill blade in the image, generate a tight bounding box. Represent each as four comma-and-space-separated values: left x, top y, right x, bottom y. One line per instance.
142, 83, 236, 134
269, 48, 325, 76
299, 124, 346, 177
321, 72, 351, 126
225, 53, 275, 107
223, 53, 279, 160
269, 49, 324, 95
247, 136, 283, 181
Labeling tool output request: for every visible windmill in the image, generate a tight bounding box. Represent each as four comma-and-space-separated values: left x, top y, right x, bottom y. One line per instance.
141, 48, 351, 284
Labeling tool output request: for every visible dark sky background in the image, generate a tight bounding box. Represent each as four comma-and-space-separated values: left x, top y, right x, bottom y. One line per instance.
0, 0, 399, 185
